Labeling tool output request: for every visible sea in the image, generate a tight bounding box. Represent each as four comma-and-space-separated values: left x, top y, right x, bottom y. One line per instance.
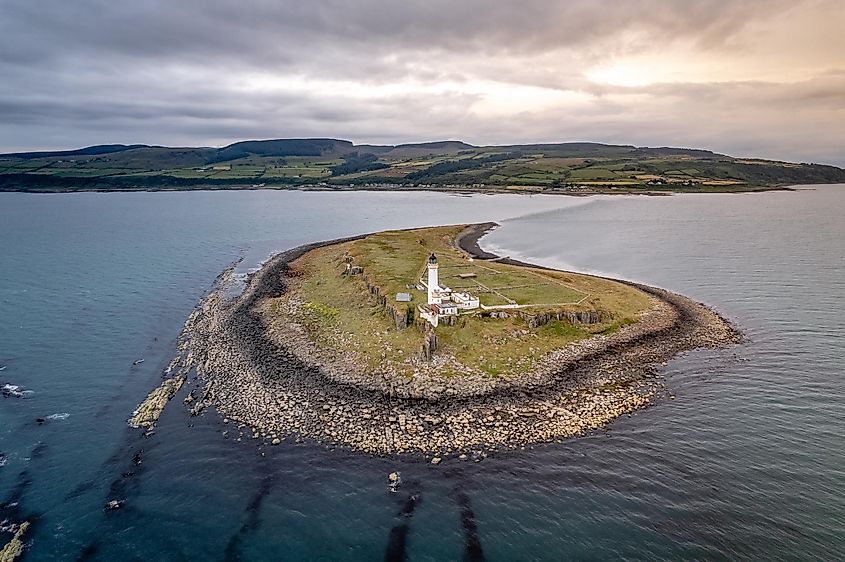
0, 186, 842, 561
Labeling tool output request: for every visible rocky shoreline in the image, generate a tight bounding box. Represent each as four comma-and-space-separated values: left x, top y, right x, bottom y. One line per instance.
139, 224, 740, 456
0, 521, 29, 562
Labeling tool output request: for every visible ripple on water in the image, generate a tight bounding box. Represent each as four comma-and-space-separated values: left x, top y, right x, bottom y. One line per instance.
0, 188, 843, 561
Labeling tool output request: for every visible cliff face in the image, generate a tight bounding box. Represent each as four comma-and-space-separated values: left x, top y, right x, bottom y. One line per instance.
360, 272, 414, 329
420, 332, 438, 361
518, 309, 610, 328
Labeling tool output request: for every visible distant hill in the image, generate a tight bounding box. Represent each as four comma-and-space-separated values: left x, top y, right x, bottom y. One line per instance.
382, 141, 476, 158
3, 144, 153, 160
212, 138, 355, 162
1, 138, 843, 193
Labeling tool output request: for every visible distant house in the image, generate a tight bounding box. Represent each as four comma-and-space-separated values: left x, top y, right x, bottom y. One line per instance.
212, 165, 231, 171
457, 272, 477, 279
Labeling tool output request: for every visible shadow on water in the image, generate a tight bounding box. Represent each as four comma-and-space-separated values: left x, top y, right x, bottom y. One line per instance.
1, 469, 32, 518
1, 453, 44, 556
64, 429, 147, 503
223, 457, 276, 562
64, 429, 153, 560
443, 467, 485, 562
383, 467, 485, 562
73, 542, 100, 562
384, 478, 423, 562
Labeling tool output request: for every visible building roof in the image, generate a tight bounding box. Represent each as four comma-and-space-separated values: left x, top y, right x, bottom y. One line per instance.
396, 292, 412, 302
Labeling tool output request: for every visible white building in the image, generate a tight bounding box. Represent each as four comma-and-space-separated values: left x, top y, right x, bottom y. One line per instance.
452, 291, 480, 310
427, 253, 441, 304
432, 302, 458, 316
419, 253, 480, 327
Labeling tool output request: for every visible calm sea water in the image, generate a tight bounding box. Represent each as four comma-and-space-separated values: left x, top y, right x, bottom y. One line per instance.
1, 187, 842, 561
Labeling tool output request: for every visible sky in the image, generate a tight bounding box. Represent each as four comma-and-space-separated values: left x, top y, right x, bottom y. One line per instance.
2, 0, 844, 165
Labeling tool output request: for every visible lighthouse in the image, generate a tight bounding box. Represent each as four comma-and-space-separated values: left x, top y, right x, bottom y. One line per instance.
427, 253, 441, 304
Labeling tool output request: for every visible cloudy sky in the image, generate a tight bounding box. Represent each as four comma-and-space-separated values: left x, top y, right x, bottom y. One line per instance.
2, 0, 844, 164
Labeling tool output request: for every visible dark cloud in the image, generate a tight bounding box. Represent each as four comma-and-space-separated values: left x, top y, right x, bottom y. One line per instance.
0, 0, 842, 165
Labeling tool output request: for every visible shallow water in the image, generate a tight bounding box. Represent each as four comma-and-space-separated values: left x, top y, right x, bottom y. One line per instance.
1, 187, 843, 561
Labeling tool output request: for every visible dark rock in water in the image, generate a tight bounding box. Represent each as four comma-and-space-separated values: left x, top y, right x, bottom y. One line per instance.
35, 418, 46, 425
2, 383, 25, 398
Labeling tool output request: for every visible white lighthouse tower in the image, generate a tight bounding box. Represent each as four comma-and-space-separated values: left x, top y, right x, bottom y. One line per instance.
427, 253, 441, 304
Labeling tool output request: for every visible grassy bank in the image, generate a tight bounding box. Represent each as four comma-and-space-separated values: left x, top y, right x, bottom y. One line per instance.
3, 138, 843, 193
270, 225, 653, 377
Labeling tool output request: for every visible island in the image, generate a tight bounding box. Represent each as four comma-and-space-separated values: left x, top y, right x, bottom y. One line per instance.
4, 138, 845, 194
131, 223, 740, 456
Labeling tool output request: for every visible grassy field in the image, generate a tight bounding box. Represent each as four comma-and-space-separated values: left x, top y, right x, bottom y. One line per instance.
271, 226, 654, 377
3, 138, 843, 192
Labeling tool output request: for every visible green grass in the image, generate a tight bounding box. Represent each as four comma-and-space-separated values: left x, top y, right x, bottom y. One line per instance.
302, 301, 339, 320
5, 139, 842, 192
569, 168, 618, 180
538, 319, 584, 338
264, 166, 330, 178
268, 225, 654, 377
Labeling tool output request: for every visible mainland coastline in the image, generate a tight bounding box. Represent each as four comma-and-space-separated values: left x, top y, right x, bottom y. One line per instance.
131, 223, 740, 456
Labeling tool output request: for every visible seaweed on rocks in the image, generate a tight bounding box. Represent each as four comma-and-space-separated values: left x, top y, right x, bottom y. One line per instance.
0, 520, 30, 562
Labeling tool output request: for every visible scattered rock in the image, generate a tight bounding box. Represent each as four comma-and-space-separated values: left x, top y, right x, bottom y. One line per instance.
1, 384, 27, 398
104, 499, 124, 511
388, 471, 401, 492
